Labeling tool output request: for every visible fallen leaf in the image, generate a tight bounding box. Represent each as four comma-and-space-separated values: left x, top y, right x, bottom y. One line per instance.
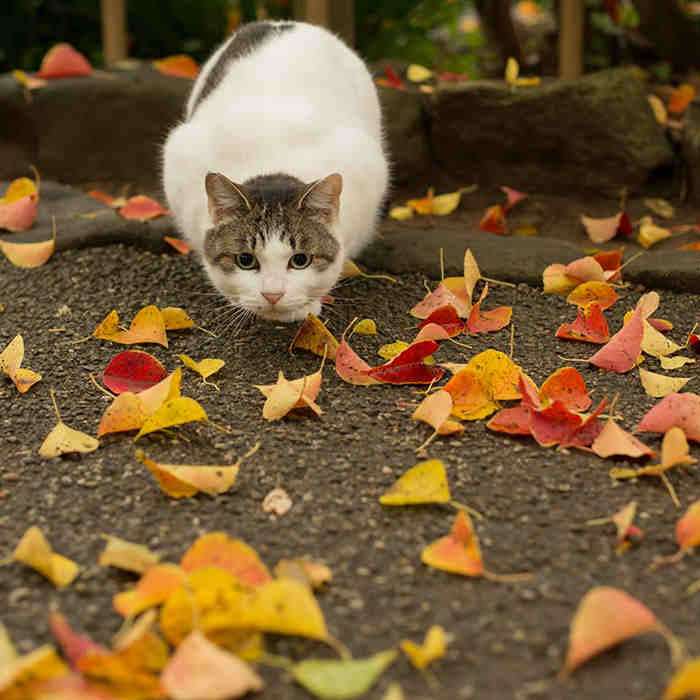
178, 354, 224, 388
98, 535, 161, 574
641, 319, 682, 358
39, 389, 99, 457
0, 175, 39, 232
636, 392, 700, 441
0, 645, 69, 699
486, 405, 532, 435
556, 303, 610, 344
639, 368, 691, 397
644, 198, 674, 219
93, 306, 168, 347
12, 69, 47, 90
134, 396, 208, 439
160, 631, 262, 700
542, 263, 579, 294
334, 331, 380, 386
0, 222, 55, 268
88, 190, 127, 208
421, 510, 485, 577
262, 486, 292, 515
180, 532, 271, 586
664, 657, 700, 700
400, 625, 449, 670
676, 500, 700, 551
118, 196, 168, 221
407, 64, 433, 82
113, 564, 187, 617
274, 559, 332, 590
648, 94, 668, 125
419, 305, 464, 337
164, 236, 193, 254
135, 449, 240, 498
377, 340, 409, 360
152, 54, 199, 78
366, 340, 444, 385
12, 526, 79, 587
37, 43, 92, 78
479, 204, 507, 234
255, 364, 323, 420
539, 366, 592, 412
591, 395, 655, 459
561, 587, 663, 676
443, 368, 497, 420
112, 610, 169, 673
462, 349, 524, 401
412, 390, 465, 449
661, 355, 696, 370
465, 284, 512, 334
291, 650, 397, 700
638, 216, 671, 249
505, 56, 520, 85
668, 83, 696, 114
161, 307, 196, 330
529, 400, 583, 447
389, 205, 413, 221
0, 334, 41, 393
580, 213, 624, 244
101, 351, 168, 394
411, 282, 470, 319
565, 256, 607, 284
353, 318, 377, 335
566, 281, 619, 310
49, 610, 106, 666
291, 314, 339, 360
0, 621, 17, 668
379, 459, 451, 505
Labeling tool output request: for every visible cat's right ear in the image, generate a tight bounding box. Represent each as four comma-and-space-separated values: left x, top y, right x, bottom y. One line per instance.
205, 172, 252, 224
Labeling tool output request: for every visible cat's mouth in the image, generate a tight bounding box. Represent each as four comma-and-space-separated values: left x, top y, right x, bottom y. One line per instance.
256, 300, 321, 322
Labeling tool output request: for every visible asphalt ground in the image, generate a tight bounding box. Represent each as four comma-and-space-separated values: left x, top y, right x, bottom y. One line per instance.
0, 243, 699, 700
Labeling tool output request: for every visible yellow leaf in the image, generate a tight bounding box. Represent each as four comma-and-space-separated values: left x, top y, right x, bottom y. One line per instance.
379, 459, 451, 505
378, 340, 409, 360
637, 218, 671, 249
648, 94, 668, 125
353, 319, 377, 335
0, 235, 55, 269
93, 306, 168, 347
255, 366, 323, 420
13, 526, 79, 588
407, 64, 433, 82
161, 306, 196, 330
505, 56, 519, 85
134, 396, 208, 439
135, 449, 240, 498
290, 314, 339, 360
661, 356, 695, 370
38, 390, 99, 457
0, 178, 37, 205
400, 625, 449, 670
431, 191, 463, 216
112, 610, 169, 673
644, 198, 674, 219
514, 76, 541, 86
0, 335, 41, 393
464, 349, 524, 401
642, 321, 682, 358
664, 657, 700, 700
178, 353, 225, 388
638, 368, 691, 398
113, 564, 186, 618
0, 645, 68, 700
389, 205, 414, 221
98, 535, 161, 574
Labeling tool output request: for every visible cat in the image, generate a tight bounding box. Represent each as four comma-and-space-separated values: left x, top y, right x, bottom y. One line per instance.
162, 20, 389, 322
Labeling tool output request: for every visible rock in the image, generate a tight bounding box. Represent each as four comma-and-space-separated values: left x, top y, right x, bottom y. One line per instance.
682, 101, 700, 206
377, 86, 432, 187
0, 179, 175, 252
428, 67, 673, 196
0, 66, 190, 193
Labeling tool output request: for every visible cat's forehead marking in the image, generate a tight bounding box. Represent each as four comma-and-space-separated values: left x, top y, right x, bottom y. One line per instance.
189, 21, 294, 117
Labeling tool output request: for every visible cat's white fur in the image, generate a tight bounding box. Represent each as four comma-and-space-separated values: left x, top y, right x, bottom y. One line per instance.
162, 21, 389, 321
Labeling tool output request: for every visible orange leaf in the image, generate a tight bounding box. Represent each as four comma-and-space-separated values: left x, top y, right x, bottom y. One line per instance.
113, 564, 187, 617
164, 236, 193, 254
556, 303, 610, 344
0, 176, 39, 232
676, 500, 700, 551
542, 263, 578, 294
580, 213, 623, 244
290, 314, 339, 360
465, 284, 512, 334
410, 282, 470, 319
566, 281, 619, 310
118, 196, 169, 221
591, 395, 655, 459
93, 306, 168, 347
421, 510, 484, 577
152, 54, 199, 78
636, 392, 700, 442
180, 532, 272, 588
539, 366, 591, 412
37, 43, 92, 78
88, 190, 127, 208
561, 587, 659, 676
406, 187, 435, 215
668, 83, 696, 114
412, 390, 464, 448
443, 369, 496, 420
479, 204, 507, 234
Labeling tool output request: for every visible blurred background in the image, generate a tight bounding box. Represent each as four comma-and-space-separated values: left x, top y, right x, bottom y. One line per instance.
3, 0, 700, 82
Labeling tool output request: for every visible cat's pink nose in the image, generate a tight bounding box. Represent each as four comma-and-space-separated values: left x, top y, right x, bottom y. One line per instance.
262, 291, 284, 305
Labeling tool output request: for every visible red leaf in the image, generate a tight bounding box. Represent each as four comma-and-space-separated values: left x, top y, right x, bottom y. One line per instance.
164, 236, 193, 255
617, 211, 633, 236
539, 367, 592, 412
419, 305, 464, 337
50, 610, 107, 667
556, 304, 610, 344
530, 400, 583, 447
383, 65, 404, 88
561, 398, 608, 449
501, 186, 528, 211
636, 392, 700, 442
101, 350, 169, 394
465, 285, 512, 334
334, 334, 381, 386
486, 406, 532, 435
479, 205, 507, 234
690, 334, 700, 354
118, 196, 169, 221
368, 340, 444, 384
37, 43, 92, 78
519, 373, 542, 411
593, 248, 623, 282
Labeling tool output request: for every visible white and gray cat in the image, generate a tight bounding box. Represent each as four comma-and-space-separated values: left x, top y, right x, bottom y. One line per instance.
162, 20, 389, 322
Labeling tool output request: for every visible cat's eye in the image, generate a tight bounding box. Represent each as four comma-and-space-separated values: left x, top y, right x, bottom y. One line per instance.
235, 252, 258, 270
289, 253, 312, 269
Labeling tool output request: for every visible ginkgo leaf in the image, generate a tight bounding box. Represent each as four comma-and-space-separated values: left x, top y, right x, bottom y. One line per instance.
255, 364, 323, 419
49, 610, 107, 667
556, 303, 610, 344
0, 621, 17, 668
179, 532, 271, 586
529, 401, 583, 447
93, 306, 168, 347
580, 213, 624, 244
560, 587, 663, 676
274, 559, 332, 590
486, 405, 532, 435
134, 396, 208, 439
660, 356, 695, 370
443, 368, 497, 420
0, 219, 55, 268
412, 390, 464, 450
118, 196, 169, 221
353, 318, 377, 335
0, 334, 41, 393
98, 535, 161, 574
153, 54, 199, 78
677, 501, 700, 551
465, 284, 512, 334
12, 526, 79, 587
88, 190, 127, 208
334, 331, 381, 386
367, 340, 443, 385
539, 366, 592, 412
639, 368, 691, 398
161, 306, 196, 330
664, 657, 700, 700
291, 314, 339, 360
505, 56, 519, 84
39, 390, 99, 457
463, 349, 524, 401
422, 510, 484, 577
400, 625, 449, 670
378, 341, 410, 360
101, 350, 168, 394
542, 263, 579, 294
178, 354, 225, 388
112, 609, 169, 673
37, 42, 92, 78
379, 459, 451, 505
0, 645, 69, 699
135, 449, 240, 498
160, 631, 263, 700
291, 650, 397, 700
164, 236, 194, 254
501, 185, 528, 211
565, 256, 608, 284
389, 205, 413, 220
566, 281, 619, 310
0, 174, 39, 232
591, 395, 655, 459
636, 392, 700, 442
479, 204, 507, 234
113, 564, 187, 617
638, 217, 671, 249
641, 320, 682, 358
419, 305, 464, 337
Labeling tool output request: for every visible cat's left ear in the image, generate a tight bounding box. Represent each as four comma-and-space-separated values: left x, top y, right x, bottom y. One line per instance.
205, 172, 252, 224
297, 173, 342, 223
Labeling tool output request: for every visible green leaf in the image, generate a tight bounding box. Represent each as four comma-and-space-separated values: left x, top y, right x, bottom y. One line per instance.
291, 650, 397, 700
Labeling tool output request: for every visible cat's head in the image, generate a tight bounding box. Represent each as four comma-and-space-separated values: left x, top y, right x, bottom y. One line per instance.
202, 171, 343, 322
